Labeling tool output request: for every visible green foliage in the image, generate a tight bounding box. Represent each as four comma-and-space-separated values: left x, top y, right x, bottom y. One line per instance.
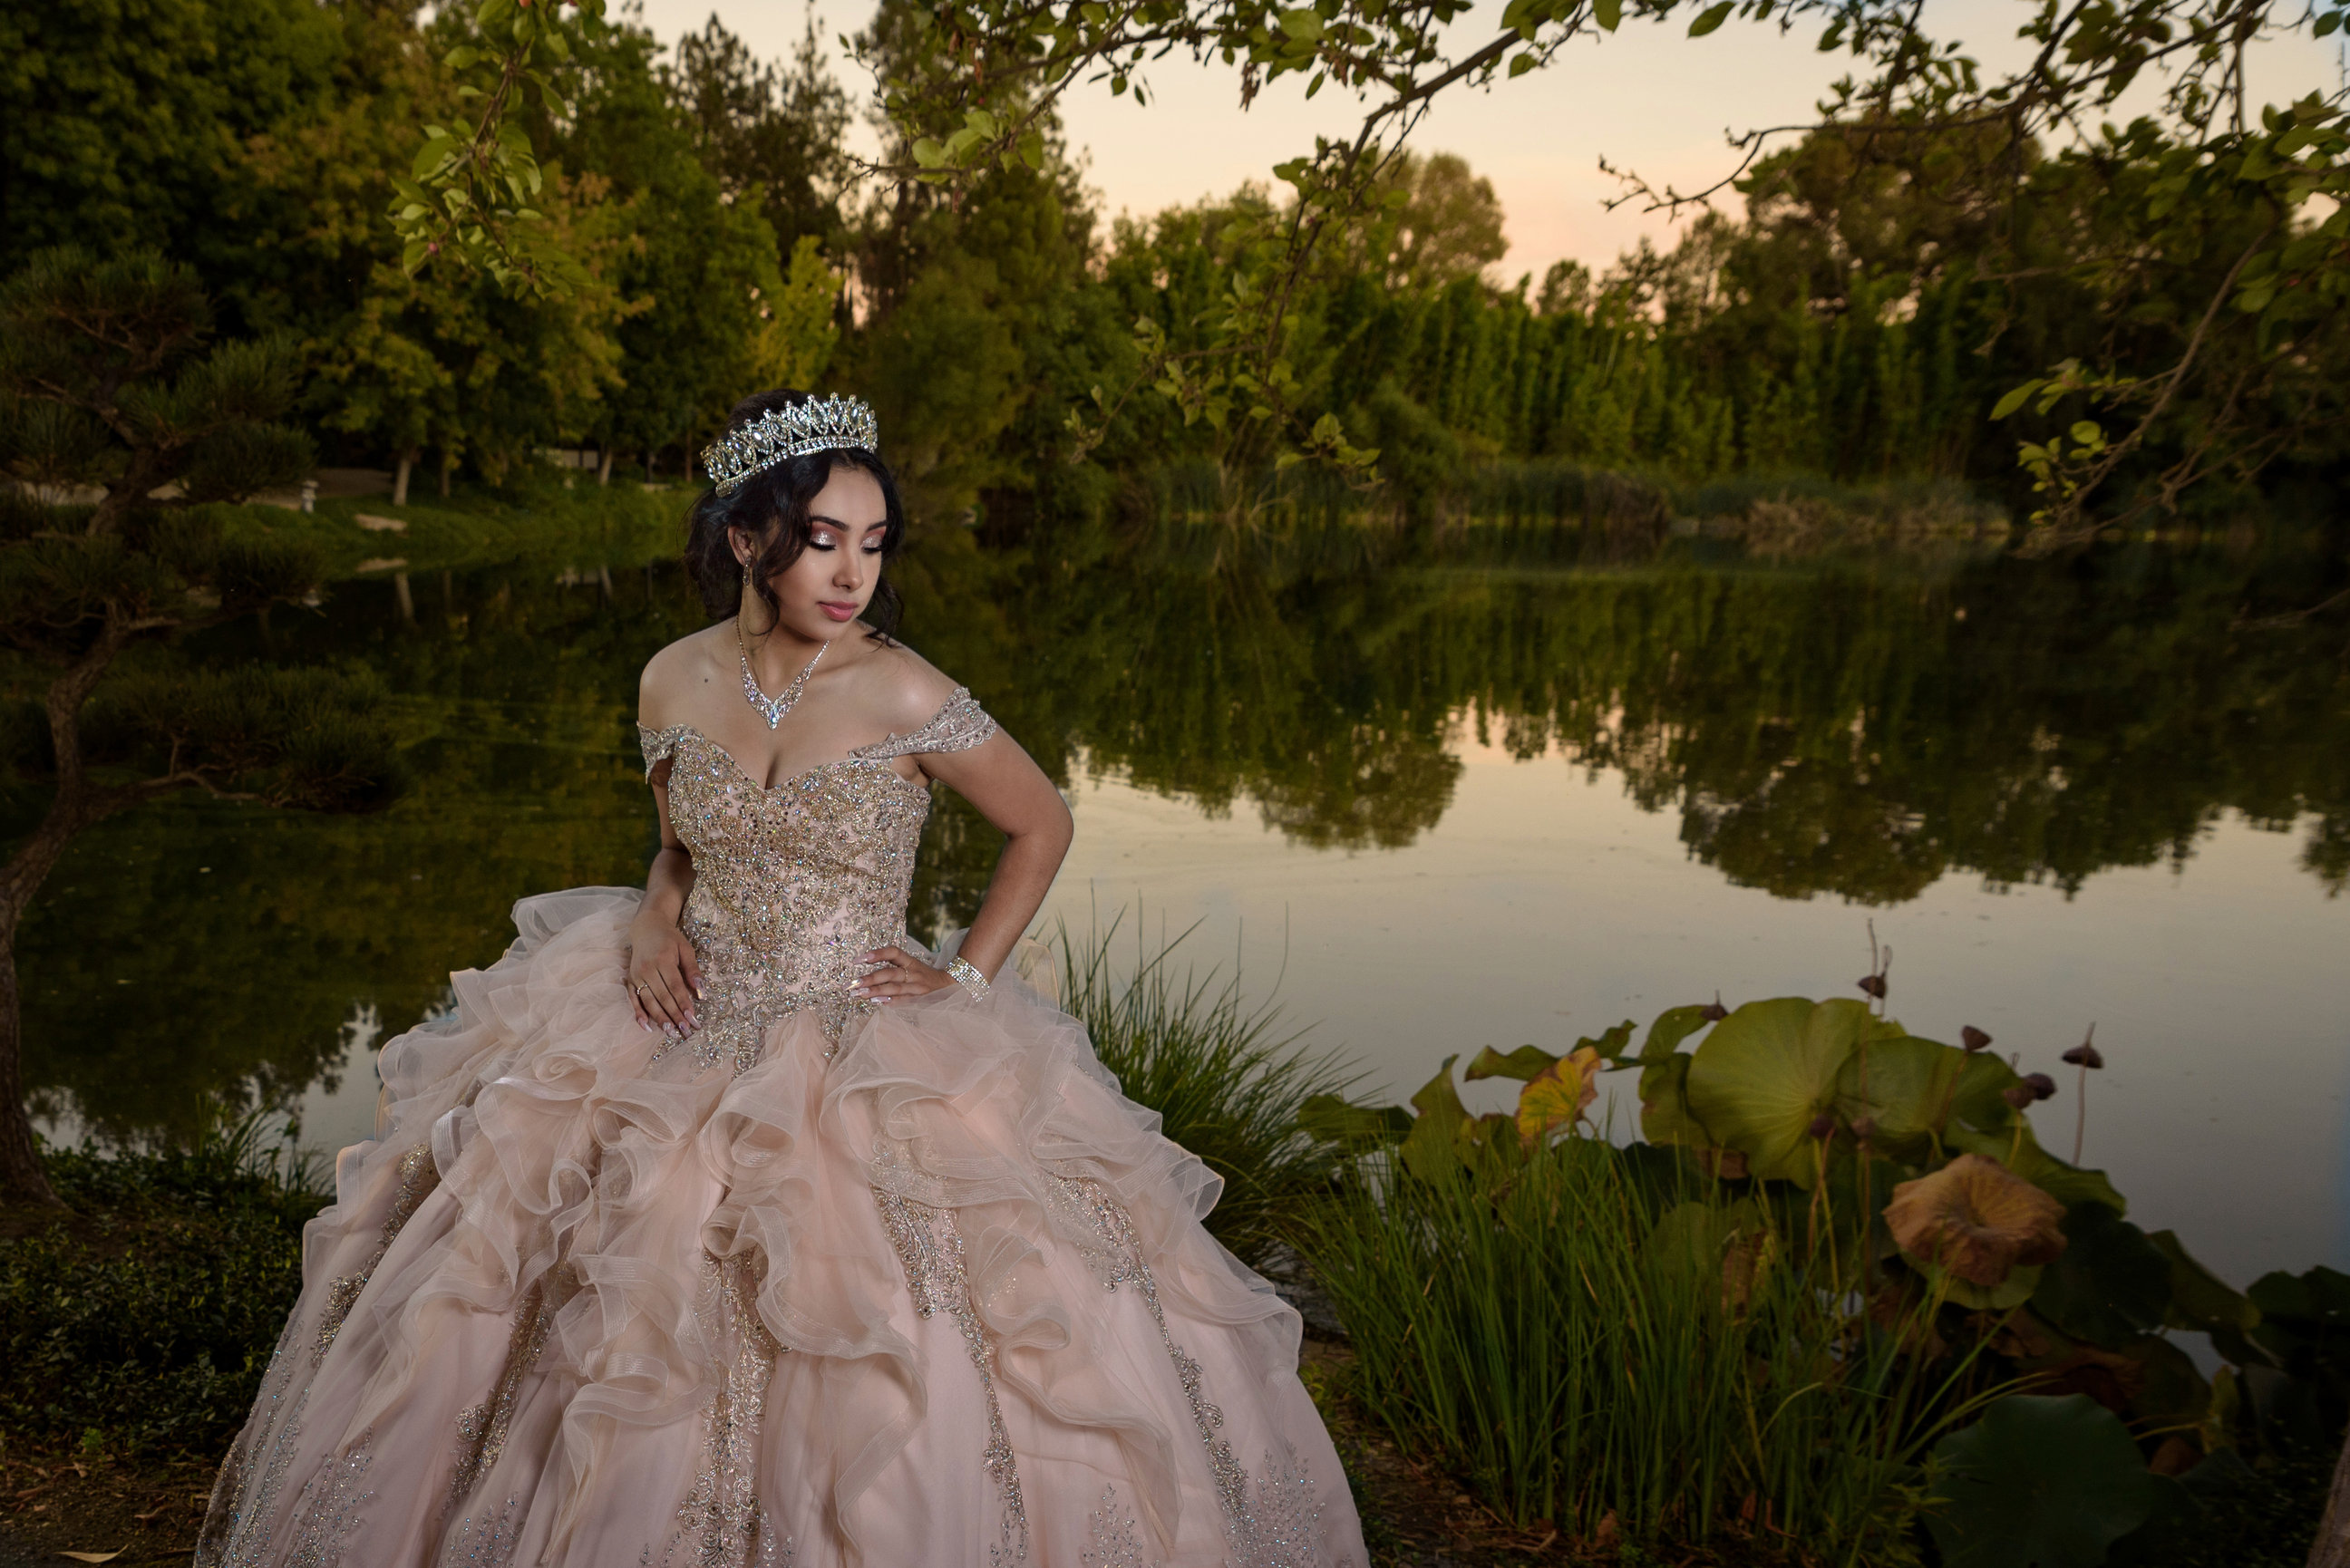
1296, 1121, 1978, 1553
0, 1118, 325, 1453
1928, 1395, 2167, 1568
1296, 981, 2345, 1561
0, 247, 314, 526
1052, 915, 1362, 1271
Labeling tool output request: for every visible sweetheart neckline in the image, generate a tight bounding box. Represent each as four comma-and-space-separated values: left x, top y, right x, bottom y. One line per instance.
637, 721, 931, 798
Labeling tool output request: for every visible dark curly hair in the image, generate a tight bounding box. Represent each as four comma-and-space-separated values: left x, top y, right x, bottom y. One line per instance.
684, 389, 908, 639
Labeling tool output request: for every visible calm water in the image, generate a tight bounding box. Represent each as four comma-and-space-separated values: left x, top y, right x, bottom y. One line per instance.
22, 523, 2348, 1286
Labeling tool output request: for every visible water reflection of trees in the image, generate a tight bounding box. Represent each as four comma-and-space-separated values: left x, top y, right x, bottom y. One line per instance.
15, 529, 2342, 1142
928, 531, 2345, 908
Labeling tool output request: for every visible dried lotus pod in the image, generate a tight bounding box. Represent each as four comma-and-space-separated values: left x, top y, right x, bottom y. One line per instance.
2062, 1041, 2104, 1070
1700, 993, 1730, 1023
1807, 1112, 1837, 1140
1961, 1025, 1992, 1052
1858, 973, 1888, 999
2001, 1083, 2035, 1110
2021, 1071, 2057, 1101
1884, 1154, 2068, 1287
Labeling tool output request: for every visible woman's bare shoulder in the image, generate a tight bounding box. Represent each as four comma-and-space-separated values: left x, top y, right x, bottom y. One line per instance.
637, 625, 728, 728
850, 635, 965, 734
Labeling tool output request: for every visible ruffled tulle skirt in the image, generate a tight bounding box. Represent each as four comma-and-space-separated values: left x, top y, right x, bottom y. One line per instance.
194, 889, 1364, 1568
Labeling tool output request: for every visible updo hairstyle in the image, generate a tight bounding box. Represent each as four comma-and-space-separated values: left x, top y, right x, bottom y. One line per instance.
684, 389, 908, 639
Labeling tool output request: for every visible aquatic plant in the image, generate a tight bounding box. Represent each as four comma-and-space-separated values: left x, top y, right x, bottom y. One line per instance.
1294, 991, 2345, 1564
1053, 915, 1364, 1271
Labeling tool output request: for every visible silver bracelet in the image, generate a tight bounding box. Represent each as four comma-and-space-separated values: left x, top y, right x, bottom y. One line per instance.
946, 956, 992, 998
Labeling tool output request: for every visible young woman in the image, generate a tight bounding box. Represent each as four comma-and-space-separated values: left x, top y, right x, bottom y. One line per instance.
197, 391, 1365, 1568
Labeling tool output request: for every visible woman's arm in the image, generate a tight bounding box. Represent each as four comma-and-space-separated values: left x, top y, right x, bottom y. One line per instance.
627, 785, 704, 1036
628, 640, 706, 1036
854, 730, 1073, 1002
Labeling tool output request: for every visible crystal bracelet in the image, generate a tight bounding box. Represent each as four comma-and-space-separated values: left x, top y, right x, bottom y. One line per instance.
946, 956, 992, 998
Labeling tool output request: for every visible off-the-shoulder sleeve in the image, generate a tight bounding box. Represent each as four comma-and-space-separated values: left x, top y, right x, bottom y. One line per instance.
849, 686, 999, 761
636, 722, 688, 779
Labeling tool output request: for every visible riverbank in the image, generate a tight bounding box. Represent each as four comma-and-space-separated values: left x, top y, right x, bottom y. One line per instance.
203, 476, 687, 582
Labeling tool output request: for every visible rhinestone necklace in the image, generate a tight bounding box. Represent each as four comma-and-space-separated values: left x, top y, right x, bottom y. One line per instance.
738, 617, 828, 730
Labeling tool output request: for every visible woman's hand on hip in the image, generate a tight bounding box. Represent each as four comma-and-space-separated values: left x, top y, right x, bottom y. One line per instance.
851, 945, 956, 1003
626, 915, 702, 1036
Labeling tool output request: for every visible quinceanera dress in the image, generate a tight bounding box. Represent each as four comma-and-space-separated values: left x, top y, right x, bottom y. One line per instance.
193, 689, 1365, 1568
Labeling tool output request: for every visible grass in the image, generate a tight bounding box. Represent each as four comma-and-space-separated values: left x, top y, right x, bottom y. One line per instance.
1295, 1138, 1996, 1565
1053, 913, 1364, 1272
0, 1110, 325, 1456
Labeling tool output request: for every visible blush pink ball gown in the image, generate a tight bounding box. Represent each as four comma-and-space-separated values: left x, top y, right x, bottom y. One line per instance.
194, 688, 1365, 1568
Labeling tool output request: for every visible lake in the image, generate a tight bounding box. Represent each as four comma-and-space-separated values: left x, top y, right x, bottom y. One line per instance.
22, 516, 2348, 1288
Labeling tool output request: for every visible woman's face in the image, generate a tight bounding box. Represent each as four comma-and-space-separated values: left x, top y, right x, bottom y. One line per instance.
733, 463, 889, 642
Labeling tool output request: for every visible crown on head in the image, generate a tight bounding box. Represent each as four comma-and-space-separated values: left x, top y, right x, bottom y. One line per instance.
702, 394, 880, 496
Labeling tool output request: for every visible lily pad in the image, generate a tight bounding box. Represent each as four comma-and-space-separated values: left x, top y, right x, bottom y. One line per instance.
1928, 1393, 2165, 1568
1684, 997, 1905, 1186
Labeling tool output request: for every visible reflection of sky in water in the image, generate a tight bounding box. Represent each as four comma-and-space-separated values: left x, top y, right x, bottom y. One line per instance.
266, 718, 2350, 1283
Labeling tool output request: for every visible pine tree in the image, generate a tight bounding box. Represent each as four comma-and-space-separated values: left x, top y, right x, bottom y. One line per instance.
0, 247, 403, 1208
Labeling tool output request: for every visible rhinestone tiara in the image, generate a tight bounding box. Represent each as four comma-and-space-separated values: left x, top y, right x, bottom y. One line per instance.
701, 394, 879, 496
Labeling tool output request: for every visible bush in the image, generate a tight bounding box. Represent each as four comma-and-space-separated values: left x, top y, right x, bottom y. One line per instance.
0, 1115, 325, 1454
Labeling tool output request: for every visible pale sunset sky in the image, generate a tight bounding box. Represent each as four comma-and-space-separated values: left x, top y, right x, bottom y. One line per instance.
632, 0, 2347, 283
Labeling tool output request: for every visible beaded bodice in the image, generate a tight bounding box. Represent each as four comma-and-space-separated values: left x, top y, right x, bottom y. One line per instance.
636, 687, 997, 1071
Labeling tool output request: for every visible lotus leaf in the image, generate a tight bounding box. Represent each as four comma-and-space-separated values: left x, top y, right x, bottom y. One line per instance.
1944, 1117, 2127, 1214
1297, 1094, 1413, 1147
2031, 1202, 2171, 1348
1400, 1055, 1468, 1183
1639, 1002, 1716, 1062
1579, 1018, 1636, 1063
1463, 1043, 1558, 1082
1683, 997, 1905, 1186
2119, 1333, 2213, 1428
2145, 1230, 2258, 1337
1516, 1047, 1601, 1145
1927, 1394, 2165, 1568
1637, 1050, 1714, 1149
1947, 1050, 2034, 1134
2247, 1265, 2350, 1401
1920, 1256, 2046, 1310
1833, 1032, 1966, 1157
1645, 1197, 1771, 1307
1886, 1154, 2067, 1287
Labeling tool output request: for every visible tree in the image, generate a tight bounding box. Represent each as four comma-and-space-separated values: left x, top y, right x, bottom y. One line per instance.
670, 15, 852, 254
0, 248, 401, 1206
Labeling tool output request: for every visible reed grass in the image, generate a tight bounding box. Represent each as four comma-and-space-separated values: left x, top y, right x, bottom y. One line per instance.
1054, 915, 1364, 1271
1297, 1138, 1996, 1563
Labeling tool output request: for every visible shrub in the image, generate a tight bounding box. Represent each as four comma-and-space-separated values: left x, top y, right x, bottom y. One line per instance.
0, 1114, 324, 1454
